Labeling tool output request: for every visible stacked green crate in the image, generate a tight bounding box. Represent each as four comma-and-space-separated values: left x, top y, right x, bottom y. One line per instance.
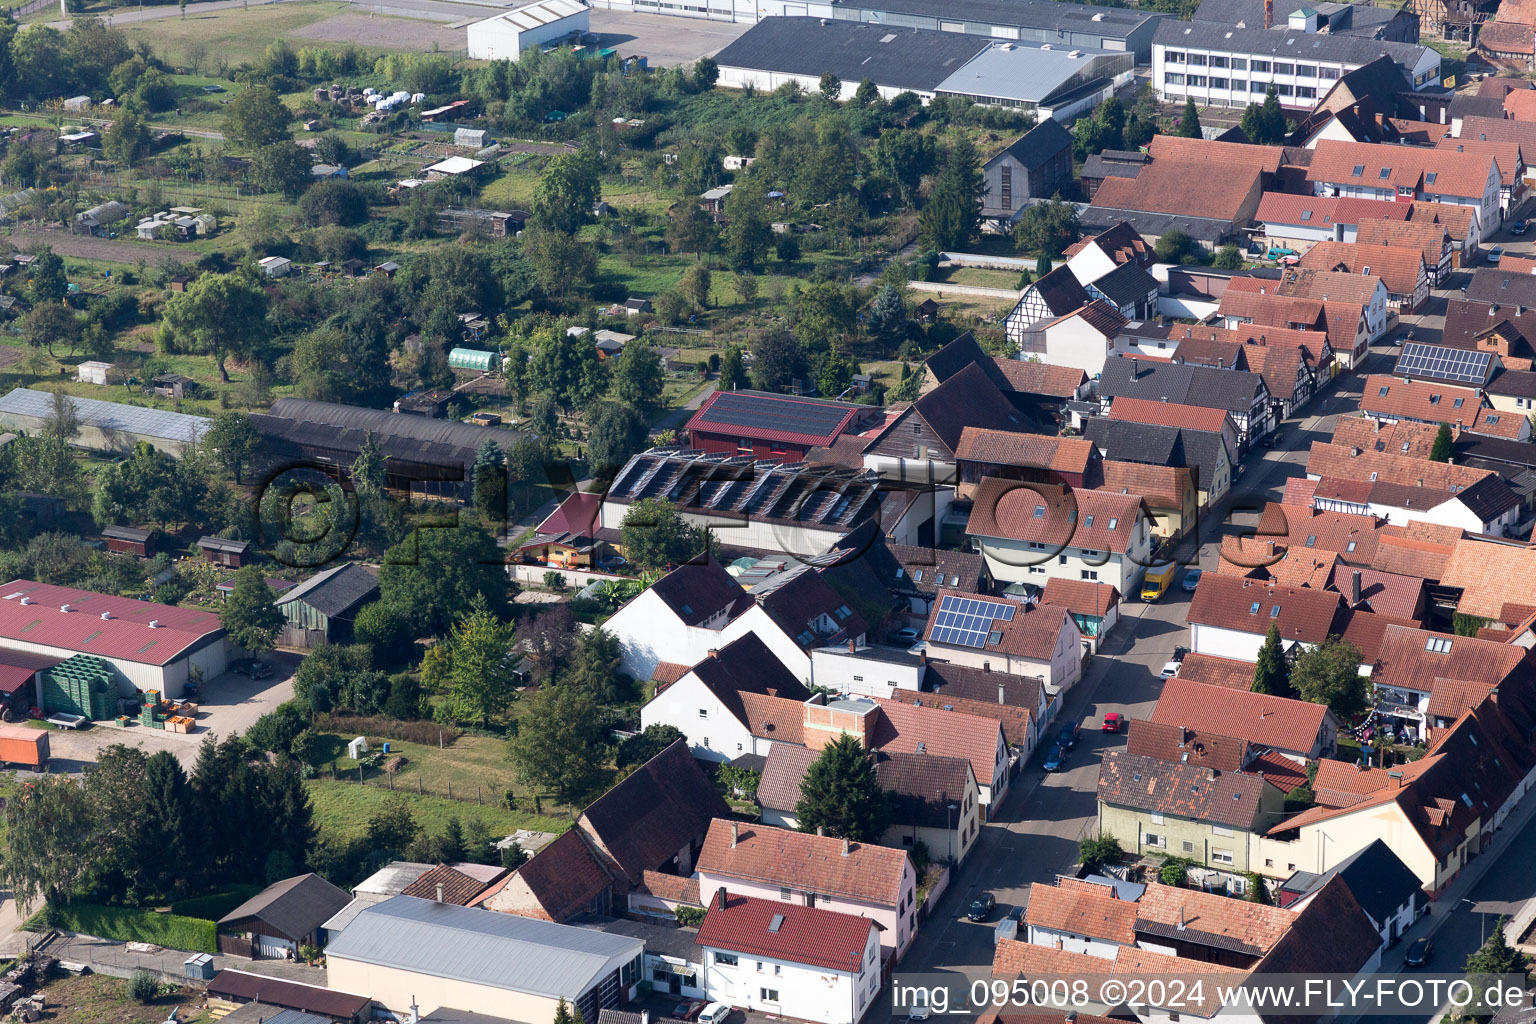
40, 656, 117, 720
140, 689, 163, 728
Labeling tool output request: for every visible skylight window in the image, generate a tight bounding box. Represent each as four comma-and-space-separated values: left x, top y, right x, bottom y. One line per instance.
1379, 385, 1389, 396
1379, 168, 1392, 179
1250, 601, 1261, 614
1430, 395, 1441, 405
1108, 518, 1119, 529
1270, 605, 1281, 618
1426, 636, 1453, 653
1085, 515, 1095, 527
1301, 210, 1313, 221
1352, 164, 1365, 177
1453, 397, 1464, 408
988, 629, 1003, 646
1034, 505, 1046, 518
1306, 535, 1316, 547
1426, 172, 1438, 184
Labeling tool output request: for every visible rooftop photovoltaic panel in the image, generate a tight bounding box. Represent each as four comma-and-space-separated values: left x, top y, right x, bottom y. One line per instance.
694, 392, 855, 440
930, 593, 1016, 649
1393, 343, 1493, 386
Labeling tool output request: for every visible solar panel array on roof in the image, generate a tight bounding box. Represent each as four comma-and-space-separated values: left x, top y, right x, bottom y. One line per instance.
694, 393, 853, 440
930, 593, 1016, 648
1393, 342, 1493, 386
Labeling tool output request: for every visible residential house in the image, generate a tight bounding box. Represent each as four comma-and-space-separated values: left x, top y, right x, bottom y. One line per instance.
697, 890, 882, 1024
1365, 623, 1528, 743
809, 643, 926, 698
953, 428, 1103, 500
1023, 876, 1139, 959
886, 543, 989, 617
274, 563, 378, 648
861, 363, 1035, 486
921, 588, 1083, 689
1006, 223, 1160, 355
1100, 461, 1200, 541
1306, 140, 1501, 241
923, 332, 1089, 426
1097, 356, 1274, 443
695, 820, 920, 961
639, 633, 813, 762
217, 874, 350, 958
1485, 367, 1536, 426
757, 745, 982, 865
1097, 751, 1286, 886
1362, 373, 1530, 441
1012, 301, 1131, 378
515, 491, 608, 570
965, 478, 1155, 597
1444, 269, 1536, 362
1083, 419, 1233, 508
1296, 240, 1429, 312
1254, 192, 1410, 250
1151, 677, 1340, 762
1278, 839, 1427, 944
980, 120, 1074, 227
1186, 572, 1345, 663
1225, 267, 1390, 349
1041, 577, 1121, 647
476, 739, 729, 921
1436, 135, 1529, 213
1167, 328, 1332, 420
1354, 218, 1455, 287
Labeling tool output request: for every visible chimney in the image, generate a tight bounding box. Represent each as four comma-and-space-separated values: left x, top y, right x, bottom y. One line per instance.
1351, 569, 1362, 605
708, 649, 719, 659
1177, 906, 1186, 931
17, 597, 28, 606
409, 1000, 419, 1024
59, 604, 70, 613
1263, 0, 1273, 28
148, 620, 159, 629
849, 639, 857, 653
436, 883, 444, 903
841, 837, 850, 857
998, 683, 1006, 705
1388, 770, 1403, 789
643, 1014, 650, 1024
983, 662, 991, 673
717, 886, 729, 910
731, 822, 739, 847
1131, 358, 1139, 378
100, 611, 111, 620
817, 825, 825, 837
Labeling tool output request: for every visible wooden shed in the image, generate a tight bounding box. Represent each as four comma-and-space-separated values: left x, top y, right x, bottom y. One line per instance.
101, 525, 155, 557
274, 563, 379, 648
198, 536, 251, 568
216, 873, 351, 959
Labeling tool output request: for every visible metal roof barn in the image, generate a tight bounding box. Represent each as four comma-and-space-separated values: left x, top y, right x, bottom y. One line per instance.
0, 388, 209, 457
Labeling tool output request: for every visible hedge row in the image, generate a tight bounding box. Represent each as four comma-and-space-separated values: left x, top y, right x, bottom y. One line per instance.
169, 885, 261, 921
52, 904, 218, 953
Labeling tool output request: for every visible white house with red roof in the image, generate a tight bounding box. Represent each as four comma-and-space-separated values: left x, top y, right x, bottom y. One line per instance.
696, 888, 881, 1024
0, 580, 230, 699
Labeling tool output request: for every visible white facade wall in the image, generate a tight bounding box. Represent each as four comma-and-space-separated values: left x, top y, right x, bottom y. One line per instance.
1188, 622, 1265, 662
925, 617, 1082, 691
639, 674, 759, 762
1041, 317, 1117, 377
1025, 925, 1121, 959
975, 520, 1153, 596
605, 591, 829, 687
1152, 42, 1439, 110
1309, 164, 1501, 242
700, 929, 881, 1024
0, 635, 228, 701
716, 65, 933, 103
466, 7, 589, 60
694, 868, 919, 960
600, 500, 849, 560
810, 648, 923, 697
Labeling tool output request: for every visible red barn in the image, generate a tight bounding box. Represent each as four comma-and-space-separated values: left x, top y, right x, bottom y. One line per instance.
684, 390, 881, 462
102, 525, 155, 557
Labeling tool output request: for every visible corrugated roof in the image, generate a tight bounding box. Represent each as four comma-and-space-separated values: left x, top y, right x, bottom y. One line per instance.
713, 18, 990, 93
0, 388, 209, 445
0, 579, 223, 666
324, 896, 643, 999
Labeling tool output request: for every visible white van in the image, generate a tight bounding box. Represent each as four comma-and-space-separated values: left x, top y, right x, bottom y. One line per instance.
699, 1003, 732, 1024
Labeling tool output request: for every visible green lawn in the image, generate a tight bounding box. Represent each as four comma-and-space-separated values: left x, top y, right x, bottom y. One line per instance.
305, 778, 572, 842
115, 2, 355, 69
27, 904, 217, 953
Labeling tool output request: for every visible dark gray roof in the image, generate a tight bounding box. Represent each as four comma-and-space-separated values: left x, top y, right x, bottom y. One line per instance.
1193, 0, 1410, 38
207, 971, 371, 1020
275, 563, 379, 619
1088, 415, 1236, 495
1081, 152, 1147, 183
101, 525, 153, 543
1488, 368, 1536, 400
854, 0, 1166, 36
198, 536, 251, 554
1291, 838, 1425, 927
1029, 266, 1093, 319
1089, 259, 1159, 307
266, 398, 524, 453
712, 18, 989, 92
1080, 207, 1237, 243
1098, 357, 1268, 415
1466, 268, 1536, 306
1450, 474, 1520, 522
1154, 19, 1434, 66
219, 873, 350, 941
325, 896, 644, 999
989, 120, 1074, 173
1449, 94, 1506, 122
576, 915, 702, 963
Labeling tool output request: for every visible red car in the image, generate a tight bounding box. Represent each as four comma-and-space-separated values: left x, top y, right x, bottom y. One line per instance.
1102, 713, 1125, 733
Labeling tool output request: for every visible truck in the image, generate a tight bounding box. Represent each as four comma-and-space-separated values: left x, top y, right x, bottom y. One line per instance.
0, 723, 48, 769
1140, 562, 1176, 602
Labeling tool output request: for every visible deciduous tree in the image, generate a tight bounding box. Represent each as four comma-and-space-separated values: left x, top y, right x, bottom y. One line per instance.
222, 566, 285, 656
221, 85, 293, 148
508, 684, 612, 804
161, 273, 269, 382
1290, 635, 1366, 716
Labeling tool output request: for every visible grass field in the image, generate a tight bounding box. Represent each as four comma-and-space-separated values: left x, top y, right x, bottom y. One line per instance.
933, 265, 1024, 290
305, 778, 573, 842
33, 904, 218, 953
114, 2, 363, 68
41, 974, 211, 1024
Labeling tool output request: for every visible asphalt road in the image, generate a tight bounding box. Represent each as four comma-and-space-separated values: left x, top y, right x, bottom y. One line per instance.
881, 331, 1396, 1014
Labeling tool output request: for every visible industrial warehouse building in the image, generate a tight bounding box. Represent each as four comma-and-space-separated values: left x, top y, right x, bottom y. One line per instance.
713, 18, 1135, 116
324, 896, 643, 1024
0, 580, 230, 701
249, 399, 525, 501
465, 0, 591, 60
0, 388, 209, 457
588, 0, 1165, 60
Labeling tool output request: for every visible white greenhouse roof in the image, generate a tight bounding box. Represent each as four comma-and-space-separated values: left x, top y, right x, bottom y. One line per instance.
0, 388, 210, 444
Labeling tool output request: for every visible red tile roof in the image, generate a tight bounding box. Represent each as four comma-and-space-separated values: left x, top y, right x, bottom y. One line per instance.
1308, 140, 1499, 201
887, 687, 1033, 748
1408, 200, 1476, 242
1360, 375, 1515, 436
955, 428, 1096, 475
1228, 269, 1384, 308
965, 479, 1149, 555
1443, 537, 1536, 619
1126, 719, 1248, 771
1107, 396, 1231, 434
1174, 652, 1258, 690
1354, 218, 1454, 268
1507, 88, 1536, 121
1332, 416, 1441, 459
1097, 750, 1273, 829
1092, 158, 1260, 222
1024, 879, 1138, 945
1370, 521, 1464, 580
534, 491, 603, 538
400, 864, 495, 905
1146, 135, 1285, 173
1100, 460, 1196, 511
1298, 241, 1426, 298
1187, 573, 1343, 646
1151, 678, 1331, 755
1038, 300, 1128, 340
1436, 137, 1525, 186
1040, 577, 1120, 618
739, 691, 807, 745
1330, 565, 1426, 621
1135, 882, 1295, 955
0, 579, 224, 666
697, 820, 909, 906
989, 359, 1089, 399
1254, 192, 1409, 227
636, 870, 701, 905
696, 892, 875, 973
1306, 440, 1494, 490
871, 697, 1009, 786
474, 827, 612, 921
922, 588, 1077, 663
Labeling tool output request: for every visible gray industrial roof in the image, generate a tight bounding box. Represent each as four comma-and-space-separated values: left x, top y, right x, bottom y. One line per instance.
324, 896, 644, 999
354, 860, 436, 896
0, 388, 209, 444
275, 563, 378, 619
1154, 19, 1434, 66
265, 398, 523, 453
713, 18, 990, 92
849, 0, 1165, 36
935, 43, 1122, 104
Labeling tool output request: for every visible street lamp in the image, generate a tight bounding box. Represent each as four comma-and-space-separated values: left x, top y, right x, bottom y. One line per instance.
947, 803, 958, 863
1462, 899, 1490, 944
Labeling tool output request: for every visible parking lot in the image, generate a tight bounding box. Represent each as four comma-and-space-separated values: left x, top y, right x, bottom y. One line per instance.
588, 10, 753, 64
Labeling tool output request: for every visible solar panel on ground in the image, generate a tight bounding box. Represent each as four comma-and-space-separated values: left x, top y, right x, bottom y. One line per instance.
1393, 342, 1492, 386
931, 593, 1016, 648
696, 393, 852, 439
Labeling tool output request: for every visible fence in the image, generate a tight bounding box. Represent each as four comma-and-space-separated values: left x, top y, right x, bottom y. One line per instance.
508, 563, 625, 590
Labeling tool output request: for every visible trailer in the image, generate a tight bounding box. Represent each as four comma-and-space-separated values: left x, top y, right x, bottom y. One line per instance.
0, 724, 48, 769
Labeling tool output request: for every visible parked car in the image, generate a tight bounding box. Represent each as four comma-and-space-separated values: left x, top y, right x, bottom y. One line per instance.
1159, 661, 1180, 680
1490, 246, 1504, 264
671, 1002, 705, 1021
1172, 645, 1189, 662
1404, 938, 1432, 968
994, 908, 1021, 944
907, 992, 931, 1023
1262, 429, 1283, 448
891, 627, 921, 645
1182, 569, 1203, 592
1515, 220, 1528, 236
1102, 712, 1125, 733
698, 1004, 731, 1024
231, 658, 272, 679
1043, 746, 1066, 772
1266, 246, 1297, 261
968, 892, 996, 921
1058, 722, 1081, 750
